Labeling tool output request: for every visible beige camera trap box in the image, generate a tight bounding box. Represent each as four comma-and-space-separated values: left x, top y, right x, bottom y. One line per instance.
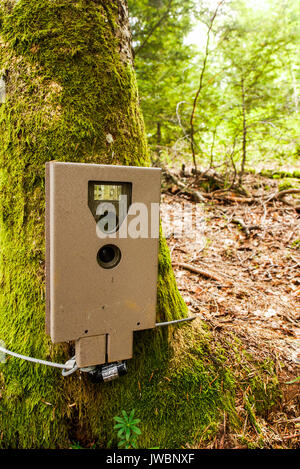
45, 161, 161, 367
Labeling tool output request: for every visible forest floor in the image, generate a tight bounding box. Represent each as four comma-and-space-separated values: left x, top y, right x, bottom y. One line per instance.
161, 169, 300, 449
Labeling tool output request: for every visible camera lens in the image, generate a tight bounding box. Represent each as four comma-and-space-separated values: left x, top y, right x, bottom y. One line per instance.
97, 244, 121, 269
99, 246, 115, 263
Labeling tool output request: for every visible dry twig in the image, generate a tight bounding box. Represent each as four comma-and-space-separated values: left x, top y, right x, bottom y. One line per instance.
173, 262, 232, 286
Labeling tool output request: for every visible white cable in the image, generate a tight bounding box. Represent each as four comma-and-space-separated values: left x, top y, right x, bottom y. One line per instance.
0, 345, 74, 370
0, 315, 200, 373
155, 314, 199, 327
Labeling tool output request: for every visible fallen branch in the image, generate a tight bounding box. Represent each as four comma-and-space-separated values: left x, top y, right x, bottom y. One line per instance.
264, 188, 300, 211
173, 262, 232, 286
280, 433, 300, 441
203, 193, 254, 204
268, 188, 300, 201
163, 167, 207, 202
231, 218, 261, 238
164, 166, 300, 210
192, 168, 227, 188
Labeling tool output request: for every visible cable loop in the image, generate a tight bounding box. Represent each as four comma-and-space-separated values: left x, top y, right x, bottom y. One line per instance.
0, 344, 76, 372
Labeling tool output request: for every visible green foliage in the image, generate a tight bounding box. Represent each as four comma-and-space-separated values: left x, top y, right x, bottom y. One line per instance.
70, 442, 85, 449
113, 409, 142, 449
128, 0, 196, 147
199, 0, 300, 175
243, 395, 262, 435
129, 0, 300, 173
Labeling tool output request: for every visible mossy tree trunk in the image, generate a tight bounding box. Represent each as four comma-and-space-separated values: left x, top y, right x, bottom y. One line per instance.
0, 0, 190, 448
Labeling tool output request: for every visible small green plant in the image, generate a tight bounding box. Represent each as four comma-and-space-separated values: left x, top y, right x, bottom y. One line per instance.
286, 376, 300, 384
291, 239, 300, 250
70, 441, 84, 449
113, 409, 141, 449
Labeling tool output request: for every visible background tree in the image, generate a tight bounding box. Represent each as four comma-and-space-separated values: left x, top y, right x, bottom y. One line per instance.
130, 0, 299, 175
215, 0, 298, 183
188, 0, 300, 174
128, 0, 196, 150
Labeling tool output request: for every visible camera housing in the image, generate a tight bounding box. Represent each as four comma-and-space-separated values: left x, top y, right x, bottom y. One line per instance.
45, 162, 161, 368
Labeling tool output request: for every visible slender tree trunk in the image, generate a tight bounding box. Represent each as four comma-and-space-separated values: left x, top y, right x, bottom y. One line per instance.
189, 0, 225, 175
156, 121, 162, 155
0, 0, 188, 448
239, 77, 247, 185
156, 122, 162, 146
209, 126, 217, 169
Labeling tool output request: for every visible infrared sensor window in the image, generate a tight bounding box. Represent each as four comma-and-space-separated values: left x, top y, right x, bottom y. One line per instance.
88, 181, 132, 234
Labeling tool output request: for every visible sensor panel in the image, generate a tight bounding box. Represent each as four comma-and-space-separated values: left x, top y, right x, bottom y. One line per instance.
45, 162, 161, 367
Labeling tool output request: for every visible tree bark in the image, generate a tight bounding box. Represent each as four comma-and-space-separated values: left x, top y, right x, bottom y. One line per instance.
0, 0, 188, 448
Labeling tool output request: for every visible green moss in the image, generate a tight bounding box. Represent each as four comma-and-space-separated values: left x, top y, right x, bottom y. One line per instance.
278, 178, 298, 191
269, 170, 299, 180
244, 395, 262, 435
156, 229, 188, 324
0, 0, 148, 169
247, 168, 300, 180
247, 362, 280, 418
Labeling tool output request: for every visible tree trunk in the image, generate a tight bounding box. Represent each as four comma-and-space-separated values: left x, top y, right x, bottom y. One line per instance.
156, 121, 161, 146
0, 0, 189, 448
239, 76, 247, 185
